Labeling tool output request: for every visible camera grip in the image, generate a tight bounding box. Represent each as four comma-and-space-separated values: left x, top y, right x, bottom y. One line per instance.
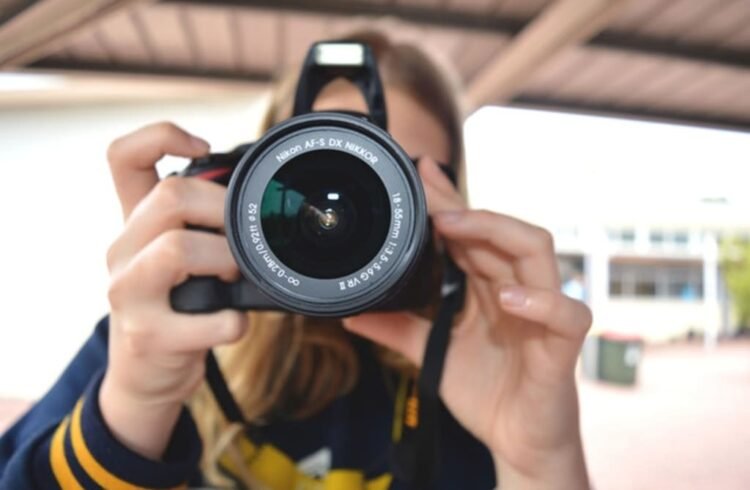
169, 144, 275, 314
170, 276, 280, 313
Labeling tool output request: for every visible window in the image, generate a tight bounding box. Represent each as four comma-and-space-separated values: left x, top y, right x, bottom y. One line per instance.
646, 229, 693, 251
674, 231, 689, 249
635, 281, 656, 297
608, 228, 636, 248
609, 262, 702, 300
649, 230, 664, 247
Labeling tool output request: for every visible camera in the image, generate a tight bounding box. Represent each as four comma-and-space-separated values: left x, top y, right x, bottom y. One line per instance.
170, 41, 455, 317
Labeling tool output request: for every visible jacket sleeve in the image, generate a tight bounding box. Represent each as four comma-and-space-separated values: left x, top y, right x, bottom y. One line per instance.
0, 316, 203, 489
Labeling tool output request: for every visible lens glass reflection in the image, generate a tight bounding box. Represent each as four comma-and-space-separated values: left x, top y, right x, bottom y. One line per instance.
260, 150, 390, 279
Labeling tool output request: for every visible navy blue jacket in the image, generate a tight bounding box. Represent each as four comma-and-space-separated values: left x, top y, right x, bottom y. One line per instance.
0, 316, 495, 489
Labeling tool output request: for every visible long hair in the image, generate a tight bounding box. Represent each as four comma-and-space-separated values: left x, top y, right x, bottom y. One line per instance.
191, 28, 466, 485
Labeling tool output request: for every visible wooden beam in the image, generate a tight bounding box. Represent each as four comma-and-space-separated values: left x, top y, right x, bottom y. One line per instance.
0, 0, 147, 68
0, 0, 35, 26
169, 0, 750, 70
168, 0, 528, 36
30, 57, 272, 82
467, 0, 629, 108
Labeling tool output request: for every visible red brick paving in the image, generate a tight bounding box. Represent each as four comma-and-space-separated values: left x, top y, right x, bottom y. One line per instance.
0, 399, 31, 434
579, 339, 750, 490
2, 341, 749, 489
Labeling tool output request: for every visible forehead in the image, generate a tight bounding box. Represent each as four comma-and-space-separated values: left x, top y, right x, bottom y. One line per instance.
313, 80, 452, 165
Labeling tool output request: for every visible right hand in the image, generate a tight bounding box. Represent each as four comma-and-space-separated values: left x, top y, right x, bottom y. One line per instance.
100, 122, 248, 459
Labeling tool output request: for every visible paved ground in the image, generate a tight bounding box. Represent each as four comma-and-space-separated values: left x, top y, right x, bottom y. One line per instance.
0, 398, 30, 434
580, 339, 750, 490
2, 340, 749, 489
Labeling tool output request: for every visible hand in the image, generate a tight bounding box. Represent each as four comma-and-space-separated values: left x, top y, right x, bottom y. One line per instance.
343, 158, 592, 489
100, 122, 248, 459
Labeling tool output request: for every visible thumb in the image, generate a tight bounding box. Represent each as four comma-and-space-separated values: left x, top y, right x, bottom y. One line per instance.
342, 312, 431, 367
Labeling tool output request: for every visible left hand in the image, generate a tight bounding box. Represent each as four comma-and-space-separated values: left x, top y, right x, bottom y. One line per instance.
343, 158, 592, 489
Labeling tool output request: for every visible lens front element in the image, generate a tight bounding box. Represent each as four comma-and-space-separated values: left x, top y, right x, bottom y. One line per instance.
260, 150, 390, 279
226, 114, 427, 316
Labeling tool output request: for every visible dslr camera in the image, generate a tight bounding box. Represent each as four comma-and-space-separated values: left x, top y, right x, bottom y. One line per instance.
171, 41, 455, 317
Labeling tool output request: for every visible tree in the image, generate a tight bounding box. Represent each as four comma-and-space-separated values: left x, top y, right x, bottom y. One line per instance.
721, 237, 750, 332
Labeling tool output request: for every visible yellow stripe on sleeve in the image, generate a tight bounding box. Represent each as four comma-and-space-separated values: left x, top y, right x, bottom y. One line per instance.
366, 473, 392, 490
69, 399, 186, 490
324, 469, 363, 489
50, 417, 84, 490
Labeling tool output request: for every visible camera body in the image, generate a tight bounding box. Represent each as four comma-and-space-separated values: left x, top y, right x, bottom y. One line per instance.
170, 41, 453, 317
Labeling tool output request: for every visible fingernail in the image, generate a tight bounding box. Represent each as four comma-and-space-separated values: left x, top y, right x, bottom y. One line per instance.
190, 136, 210, 151
435, 211, 464, 224
500, 286, 529, 308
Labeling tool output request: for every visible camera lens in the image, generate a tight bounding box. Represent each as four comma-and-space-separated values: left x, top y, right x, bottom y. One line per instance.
226, 113, 429, 316
260, 150, 390, 279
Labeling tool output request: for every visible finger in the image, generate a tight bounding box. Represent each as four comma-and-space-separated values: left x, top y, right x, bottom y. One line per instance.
419, 156, 457, 196
498, 285, 592, 340
445, 239, 515, 283
118, 309, 248, 355
164, 309, 248, 352
418, 157, 483, 278
418, 157, 466, 214
434, 210, 560, 289
108, 230, 240, 307
108, 177, 226, 271
107, 122, 210, 220
342, 312, 430, 367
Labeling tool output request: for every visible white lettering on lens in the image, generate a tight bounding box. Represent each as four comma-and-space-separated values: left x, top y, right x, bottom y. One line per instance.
343, 141, 378, 165
304, 138, 326, 149
276, 144, 303, 163
247, 223, 300, 287
392, 208, 403, 240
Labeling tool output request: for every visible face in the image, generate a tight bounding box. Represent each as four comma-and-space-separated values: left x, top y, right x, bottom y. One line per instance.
313, 79, 452, 167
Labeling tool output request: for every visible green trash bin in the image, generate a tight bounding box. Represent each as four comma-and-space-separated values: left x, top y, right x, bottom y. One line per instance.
598, 332, 643, 385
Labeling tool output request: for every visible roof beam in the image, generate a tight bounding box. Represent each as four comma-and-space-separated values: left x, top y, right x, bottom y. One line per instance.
29, 57, 272, 82
512, 94, 750, 134
0, 0, 35, 27
467, 0, 628, 108
168, 0, 528, 35
167, 0, 750, 71
0, 0, 147, 68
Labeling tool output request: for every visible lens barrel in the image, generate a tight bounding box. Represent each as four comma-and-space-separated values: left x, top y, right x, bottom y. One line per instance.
225, 112, 428, 317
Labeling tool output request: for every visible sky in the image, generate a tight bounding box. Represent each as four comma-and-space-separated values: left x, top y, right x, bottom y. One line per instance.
464, 106, 750, 229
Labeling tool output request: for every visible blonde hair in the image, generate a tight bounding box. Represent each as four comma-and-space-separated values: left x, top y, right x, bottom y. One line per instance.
192, 29, 465, 485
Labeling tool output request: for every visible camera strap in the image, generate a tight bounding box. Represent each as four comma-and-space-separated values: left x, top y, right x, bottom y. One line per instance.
205, 350, 245, 425
205, 262, 465, 490
394, 256, 465, 490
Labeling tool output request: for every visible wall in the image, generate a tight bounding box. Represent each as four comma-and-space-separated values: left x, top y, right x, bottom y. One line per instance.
0, 95, 267, 399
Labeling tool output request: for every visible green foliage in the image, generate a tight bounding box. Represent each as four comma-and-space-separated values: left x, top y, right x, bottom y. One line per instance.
721, 237, 750, 331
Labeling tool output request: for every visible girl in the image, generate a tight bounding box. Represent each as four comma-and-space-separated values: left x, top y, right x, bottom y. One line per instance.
0, 31, 591, 489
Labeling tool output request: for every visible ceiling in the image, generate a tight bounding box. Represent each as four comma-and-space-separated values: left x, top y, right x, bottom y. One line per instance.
1, 0, 749, 132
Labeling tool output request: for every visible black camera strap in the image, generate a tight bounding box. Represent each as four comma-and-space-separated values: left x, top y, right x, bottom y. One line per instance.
205, 350, 245, 425
397, 256, 465, 490
204, 260, 465, 490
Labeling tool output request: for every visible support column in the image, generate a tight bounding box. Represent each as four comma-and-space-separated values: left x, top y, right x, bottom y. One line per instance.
703, 232, 720, 349
584, 226, 610, 329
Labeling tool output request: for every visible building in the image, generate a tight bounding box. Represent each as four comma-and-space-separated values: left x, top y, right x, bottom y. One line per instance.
465, 106, 750, 344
